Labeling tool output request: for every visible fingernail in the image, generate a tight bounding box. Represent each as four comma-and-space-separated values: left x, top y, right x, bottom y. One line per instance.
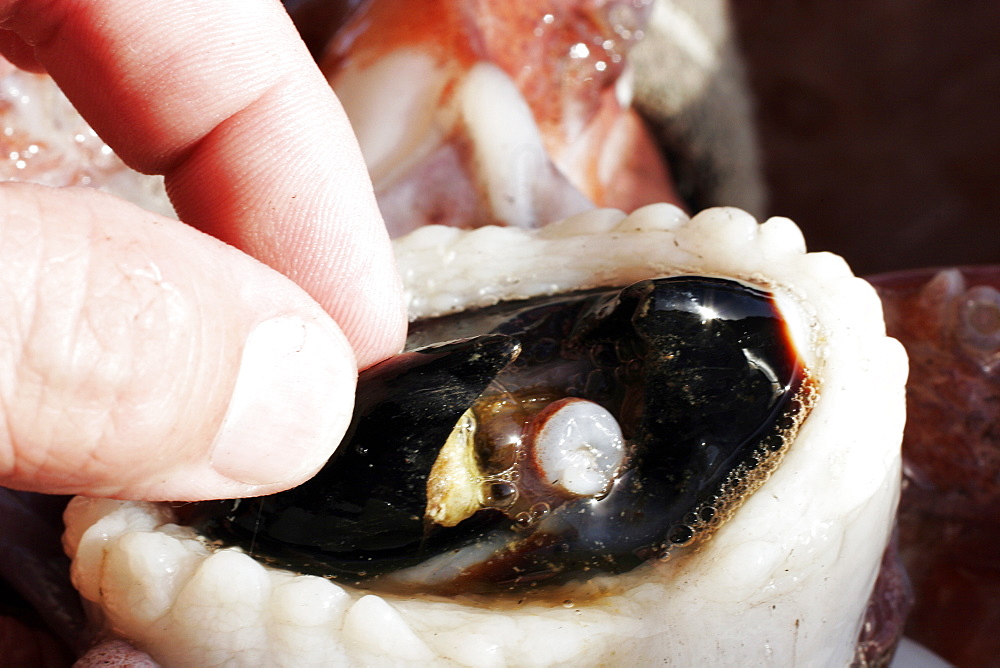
211, 316, 356, 486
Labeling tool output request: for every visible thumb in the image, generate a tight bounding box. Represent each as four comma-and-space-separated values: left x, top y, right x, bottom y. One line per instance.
0, 183, 361, 501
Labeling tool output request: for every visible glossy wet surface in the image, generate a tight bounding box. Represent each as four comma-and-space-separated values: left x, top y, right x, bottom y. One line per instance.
191, 279, 809, 595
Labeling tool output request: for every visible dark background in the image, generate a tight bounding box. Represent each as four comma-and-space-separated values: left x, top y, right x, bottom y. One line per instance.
731, 1, 1000, 275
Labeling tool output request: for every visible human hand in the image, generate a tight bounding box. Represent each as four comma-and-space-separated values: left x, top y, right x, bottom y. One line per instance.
0, 0, 406, 500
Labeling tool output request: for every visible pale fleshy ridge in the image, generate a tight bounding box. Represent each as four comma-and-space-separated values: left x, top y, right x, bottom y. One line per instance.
64, 206, 907, 666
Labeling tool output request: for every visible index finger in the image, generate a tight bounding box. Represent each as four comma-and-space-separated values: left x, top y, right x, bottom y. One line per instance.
0, 0, 406, 367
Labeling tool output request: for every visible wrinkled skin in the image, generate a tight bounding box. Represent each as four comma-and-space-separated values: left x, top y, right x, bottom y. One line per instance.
0, 1, 995, 665
0, 2, 678, 662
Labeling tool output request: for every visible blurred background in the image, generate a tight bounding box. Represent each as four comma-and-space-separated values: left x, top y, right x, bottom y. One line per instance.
731, 0, 1000, 275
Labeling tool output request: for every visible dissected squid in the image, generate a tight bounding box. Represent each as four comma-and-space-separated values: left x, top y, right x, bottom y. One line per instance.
187, 271, 812, 596
4, 0, 992, 666
60, 203, 906, 666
